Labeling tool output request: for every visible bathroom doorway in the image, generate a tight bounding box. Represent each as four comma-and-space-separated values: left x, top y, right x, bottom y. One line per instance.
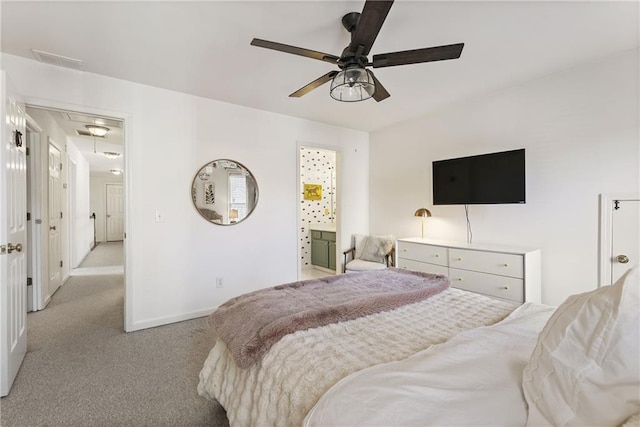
299, 146, 338, 281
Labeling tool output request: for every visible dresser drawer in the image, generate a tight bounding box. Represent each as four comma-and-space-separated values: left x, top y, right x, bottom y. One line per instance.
397, 258, 448, 276
449, 248, 523, 278
449, 268, 524, 302
397, 242, 447, 266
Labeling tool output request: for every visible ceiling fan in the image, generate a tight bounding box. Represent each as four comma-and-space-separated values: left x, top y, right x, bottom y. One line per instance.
250, 0, 464, 103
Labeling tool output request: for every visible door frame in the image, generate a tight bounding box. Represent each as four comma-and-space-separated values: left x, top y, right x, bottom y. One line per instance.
598, 193, 640, 288
23, 97, 133, 331
296, 142, 342, 280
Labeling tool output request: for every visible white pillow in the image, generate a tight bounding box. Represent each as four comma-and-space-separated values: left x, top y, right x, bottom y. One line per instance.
354, 234, 394, 263
522, 266, 640, 427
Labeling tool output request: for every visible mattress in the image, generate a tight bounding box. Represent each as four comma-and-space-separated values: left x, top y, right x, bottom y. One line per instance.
304, 302, 556, 426
198, 287, 516, 427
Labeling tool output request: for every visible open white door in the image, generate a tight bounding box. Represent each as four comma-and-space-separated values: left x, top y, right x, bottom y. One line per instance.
48, 141, 62, 295
1, 72, 27, 396
600, 194, 640, 287
611, 198, 639, 283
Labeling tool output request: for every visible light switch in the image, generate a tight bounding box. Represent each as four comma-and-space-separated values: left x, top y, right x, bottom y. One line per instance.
155, 210, 166, 223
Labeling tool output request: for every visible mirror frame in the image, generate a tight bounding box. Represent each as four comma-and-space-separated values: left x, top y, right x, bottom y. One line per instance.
191, 159, 259, 226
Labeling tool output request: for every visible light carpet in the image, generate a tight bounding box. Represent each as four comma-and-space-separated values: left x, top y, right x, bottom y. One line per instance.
0, 242, 229, 426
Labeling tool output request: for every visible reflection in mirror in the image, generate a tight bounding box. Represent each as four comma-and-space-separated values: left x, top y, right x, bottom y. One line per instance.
192, 159, 258, 225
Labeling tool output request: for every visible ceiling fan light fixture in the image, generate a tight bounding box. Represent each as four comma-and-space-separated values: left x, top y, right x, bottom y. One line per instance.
330, 68, 375, 102
86, 124, 110, 137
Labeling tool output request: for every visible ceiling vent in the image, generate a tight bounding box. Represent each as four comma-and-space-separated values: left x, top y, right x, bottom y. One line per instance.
32, 49, 83, 70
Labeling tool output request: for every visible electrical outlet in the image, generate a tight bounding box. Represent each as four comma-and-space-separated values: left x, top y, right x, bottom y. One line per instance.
216, 277, 223, 288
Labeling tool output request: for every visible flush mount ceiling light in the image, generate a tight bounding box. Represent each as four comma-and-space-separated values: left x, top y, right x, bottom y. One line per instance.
329, 68, 375, 102
102, 151, 121, 159
110, 169, 123, 175
86, 125, 110, 137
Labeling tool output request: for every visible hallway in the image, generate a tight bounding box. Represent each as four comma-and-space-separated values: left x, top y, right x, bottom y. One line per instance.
1, 242, 227, 426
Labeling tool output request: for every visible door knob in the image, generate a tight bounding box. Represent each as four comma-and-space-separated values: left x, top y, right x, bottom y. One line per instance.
616, 254, 630, 264
7, 243, 22, 253
50, 225, 56, 230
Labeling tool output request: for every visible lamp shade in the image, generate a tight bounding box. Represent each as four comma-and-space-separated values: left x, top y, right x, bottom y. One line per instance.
414, 208, 432, 218
330, 68, 375, 102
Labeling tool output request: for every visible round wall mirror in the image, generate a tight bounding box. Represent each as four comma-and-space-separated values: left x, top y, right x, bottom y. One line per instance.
191, 159, 259, 225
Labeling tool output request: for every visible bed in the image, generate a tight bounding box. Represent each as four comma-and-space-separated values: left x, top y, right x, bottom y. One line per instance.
198, 266, 640, 427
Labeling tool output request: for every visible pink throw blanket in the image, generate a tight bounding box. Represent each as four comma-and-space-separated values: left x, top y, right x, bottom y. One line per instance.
209, 268, 450, 368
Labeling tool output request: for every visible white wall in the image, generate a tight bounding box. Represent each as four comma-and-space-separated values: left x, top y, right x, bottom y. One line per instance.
370, 49, 639, 306
2, 54, 370, 331
90, 174, 124, 243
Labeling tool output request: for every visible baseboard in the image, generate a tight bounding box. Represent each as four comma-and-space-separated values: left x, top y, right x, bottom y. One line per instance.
127, 308, 215, 332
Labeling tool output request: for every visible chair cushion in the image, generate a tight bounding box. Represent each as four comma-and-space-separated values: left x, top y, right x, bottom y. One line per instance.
354, 234, 394, 263
522, 266, 640, 427
345, 258, 389, 272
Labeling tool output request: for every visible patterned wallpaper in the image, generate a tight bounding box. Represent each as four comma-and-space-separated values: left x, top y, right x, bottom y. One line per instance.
299, 147, 336, 268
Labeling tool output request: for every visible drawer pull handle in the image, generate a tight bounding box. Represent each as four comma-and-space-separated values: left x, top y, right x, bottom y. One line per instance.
502, 286, 509, 290
503, 263, 509, 267
456, 257, 463, 261
402, 249, 407, 252
455, 278, 463, 281
434, 254, 439, 258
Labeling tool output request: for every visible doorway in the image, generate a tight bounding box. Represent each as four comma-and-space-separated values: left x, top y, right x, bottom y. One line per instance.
298, 146, 339, 281
24, 106, 126, 313
599, 193, 640, 286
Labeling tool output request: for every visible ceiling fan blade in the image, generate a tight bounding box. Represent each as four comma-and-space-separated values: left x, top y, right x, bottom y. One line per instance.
368, 70, 390, 102
372, 43, 464, 68
349, 0, 394, 56
290, 71, 339, 98
251, 38, 339, 65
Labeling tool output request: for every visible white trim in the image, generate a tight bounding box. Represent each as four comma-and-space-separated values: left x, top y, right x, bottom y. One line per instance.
23, 96, 134, 333
129, 308, 213, 332
599, 193, 640, 287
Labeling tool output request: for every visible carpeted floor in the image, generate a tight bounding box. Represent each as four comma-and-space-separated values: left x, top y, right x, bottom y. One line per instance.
0, 242, 229, 426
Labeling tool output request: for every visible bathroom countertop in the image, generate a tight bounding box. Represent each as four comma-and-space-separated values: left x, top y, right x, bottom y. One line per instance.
309, 223, 336, 232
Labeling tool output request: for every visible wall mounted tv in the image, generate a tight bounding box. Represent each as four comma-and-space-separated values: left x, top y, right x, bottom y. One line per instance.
432, 149, 525, 205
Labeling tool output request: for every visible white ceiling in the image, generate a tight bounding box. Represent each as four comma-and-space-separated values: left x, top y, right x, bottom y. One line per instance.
2, 1, 639, 134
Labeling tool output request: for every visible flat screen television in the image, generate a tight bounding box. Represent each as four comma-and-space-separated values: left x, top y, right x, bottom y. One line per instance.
432, 149, 525, 205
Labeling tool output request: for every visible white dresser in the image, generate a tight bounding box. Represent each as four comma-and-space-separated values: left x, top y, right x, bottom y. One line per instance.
396, 238, 541, 304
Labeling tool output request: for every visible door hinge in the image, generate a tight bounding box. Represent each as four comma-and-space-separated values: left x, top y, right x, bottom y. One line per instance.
27, 212, 31, 221
59, 162, 63, 171
26, 147, 30, 156
60, 260, 63, 268
0, 245, 6, 255
60, 211, 63, 219
27, 277, 32, 287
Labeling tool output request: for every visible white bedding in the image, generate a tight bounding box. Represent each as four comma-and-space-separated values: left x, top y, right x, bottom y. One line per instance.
198, 288, 516, 427
304, 302, 555, 427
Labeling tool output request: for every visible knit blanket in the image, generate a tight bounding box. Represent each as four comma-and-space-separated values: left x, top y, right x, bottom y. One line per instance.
209, 268, 450, 368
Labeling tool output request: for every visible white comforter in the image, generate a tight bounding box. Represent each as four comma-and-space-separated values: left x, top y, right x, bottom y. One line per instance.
304, 302, 555, 426
198, 288, 516, 427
